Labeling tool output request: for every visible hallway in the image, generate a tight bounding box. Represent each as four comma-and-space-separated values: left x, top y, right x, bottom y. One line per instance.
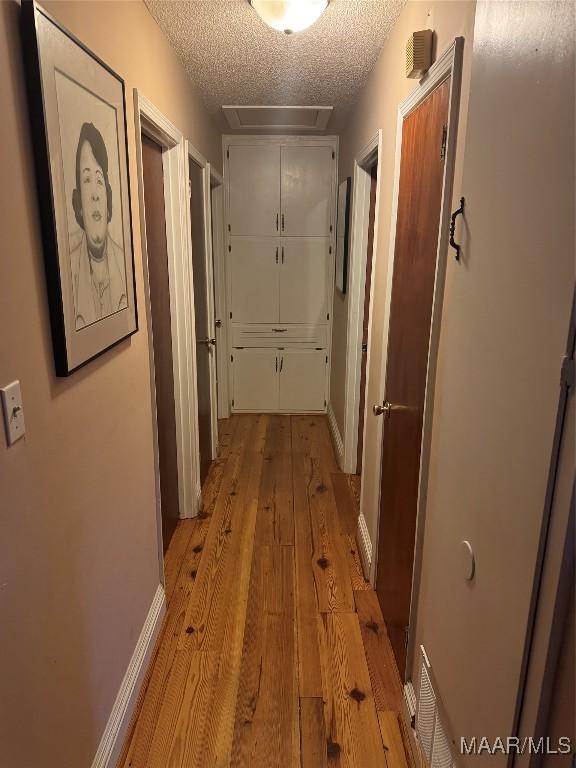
120, 414, 409, 767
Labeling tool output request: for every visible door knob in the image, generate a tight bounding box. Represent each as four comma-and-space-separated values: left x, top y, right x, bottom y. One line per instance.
373, 401, 410, 417
198, 338, 216, 346
215, 319, 222, 328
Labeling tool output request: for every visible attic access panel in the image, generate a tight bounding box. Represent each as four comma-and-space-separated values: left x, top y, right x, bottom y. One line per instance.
222, 105, 332, 131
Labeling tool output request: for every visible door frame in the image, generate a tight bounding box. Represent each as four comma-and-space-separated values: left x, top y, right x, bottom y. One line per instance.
365, 39, 464, 642
209, 167, 230, 420
186, 142, 219, 461
342, 130, 383, 474
133, 91, 201, 577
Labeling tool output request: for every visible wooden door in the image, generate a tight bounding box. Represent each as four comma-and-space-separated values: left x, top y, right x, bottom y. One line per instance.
141, 135, 180, 554
228, 145, 280, 236
375, 78, 451, 677
280, 146, 333, 236
232, 349, 279, 411
229, 237, 280, 323
278, 349, 326, 411
189, 159, 214, 486
357, 164, 378, 475
279, 238, 329, 324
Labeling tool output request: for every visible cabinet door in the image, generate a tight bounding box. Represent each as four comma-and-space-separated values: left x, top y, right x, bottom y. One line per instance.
232, 349, 279, 411
228, 145, 280, 236
279, 349, 327, 412
229, 238, 280, 323
279, 238, 330, 324
281, 146, 333, 236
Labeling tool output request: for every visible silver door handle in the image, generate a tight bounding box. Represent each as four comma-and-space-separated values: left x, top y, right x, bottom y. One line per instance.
198, 338, 216, 346
373, 401, 410, 416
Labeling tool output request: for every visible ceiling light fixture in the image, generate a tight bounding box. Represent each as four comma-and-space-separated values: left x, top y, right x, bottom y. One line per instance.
249, 0, 329, 35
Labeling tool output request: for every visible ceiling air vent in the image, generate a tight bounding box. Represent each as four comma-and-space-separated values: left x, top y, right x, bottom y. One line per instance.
222, 105, 332, 131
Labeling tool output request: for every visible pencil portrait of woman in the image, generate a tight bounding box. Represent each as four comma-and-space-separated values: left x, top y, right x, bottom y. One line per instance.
70, 122, 127, 330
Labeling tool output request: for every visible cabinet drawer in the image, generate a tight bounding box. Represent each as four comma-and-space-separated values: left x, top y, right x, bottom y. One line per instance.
231, 324, 327, 349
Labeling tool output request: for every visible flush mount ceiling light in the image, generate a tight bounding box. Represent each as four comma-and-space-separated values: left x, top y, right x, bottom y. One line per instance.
249, 0, 329, 34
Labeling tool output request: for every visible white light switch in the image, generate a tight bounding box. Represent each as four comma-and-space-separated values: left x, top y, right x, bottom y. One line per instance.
1, 380, 26, 446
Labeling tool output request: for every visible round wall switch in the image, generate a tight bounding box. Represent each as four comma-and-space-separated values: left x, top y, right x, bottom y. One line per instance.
460, 540, 475, 581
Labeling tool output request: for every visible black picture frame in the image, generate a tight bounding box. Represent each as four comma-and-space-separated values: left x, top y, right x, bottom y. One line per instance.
336, 176, 351, 294
21, 0, 138, 376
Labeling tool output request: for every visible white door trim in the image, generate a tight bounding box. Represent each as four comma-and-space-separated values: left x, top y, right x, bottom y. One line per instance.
362, 39, 464, 651
342, 129, 383, 474
186, 144, 219, 461
133, 91, 201, 580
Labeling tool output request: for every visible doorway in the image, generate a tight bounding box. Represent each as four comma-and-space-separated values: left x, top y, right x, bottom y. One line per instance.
141, 134, 180, 553
374, 76, 452, 677
356, 163, 378, 477
342, 131, 382, 481
189, 155, 217, 486
209, 170, 229, 421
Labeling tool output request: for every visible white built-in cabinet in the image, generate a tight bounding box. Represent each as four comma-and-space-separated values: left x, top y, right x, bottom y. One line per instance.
229, 237, 330, 325
232, 348, 328, 413
225, 138, 337, 413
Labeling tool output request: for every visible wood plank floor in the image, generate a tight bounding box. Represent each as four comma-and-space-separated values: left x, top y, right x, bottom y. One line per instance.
119, 414, 408, 768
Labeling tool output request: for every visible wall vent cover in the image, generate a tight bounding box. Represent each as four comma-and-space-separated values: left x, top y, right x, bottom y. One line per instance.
416, 647, 456, 768
222, 105, 332, 131
406, 29, 433, 79
417, 661, 436, 761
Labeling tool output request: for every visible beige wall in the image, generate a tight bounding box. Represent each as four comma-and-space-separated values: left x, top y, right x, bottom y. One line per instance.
330, 1, 476, 548
0, 2, 220, 765
411, 1, 574, 754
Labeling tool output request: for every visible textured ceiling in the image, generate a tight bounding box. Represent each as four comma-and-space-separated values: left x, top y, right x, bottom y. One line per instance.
145, 0, 405, 132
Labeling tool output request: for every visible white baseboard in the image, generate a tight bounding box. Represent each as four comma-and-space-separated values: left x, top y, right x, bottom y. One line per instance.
91, 584, 166, 768
357, 512, 372, 578
327, 402, 344, 469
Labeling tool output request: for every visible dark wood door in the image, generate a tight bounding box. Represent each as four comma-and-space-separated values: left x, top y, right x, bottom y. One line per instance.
357, 163, 378, 475
141, 135, 180, 554
375, 78, 451, 677
189, 159, 213, 486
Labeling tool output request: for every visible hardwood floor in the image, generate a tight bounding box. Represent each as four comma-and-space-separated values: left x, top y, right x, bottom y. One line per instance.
119, 414, 408, 768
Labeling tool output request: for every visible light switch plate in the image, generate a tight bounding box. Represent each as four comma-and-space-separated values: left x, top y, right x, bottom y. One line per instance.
1, 380, 26, 446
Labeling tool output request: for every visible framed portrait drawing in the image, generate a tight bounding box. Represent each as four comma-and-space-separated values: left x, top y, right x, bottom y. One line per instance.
22, 1, 137, 375
335, 176, 351, 294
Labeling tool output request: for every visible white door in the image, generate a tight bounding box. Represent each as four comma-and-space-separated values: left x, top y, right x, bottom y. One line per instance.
279, 349, 326, 412
210, 183, 229, 419
232, 348, 279, 411
280, 146, 333, 236
279, 238, 330, 324
229, 238, 280, 323
228, 145, 280, 236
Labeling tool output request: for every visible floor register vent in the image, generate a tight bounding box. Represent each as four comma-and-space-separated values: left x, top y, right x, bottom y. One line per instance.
415, 646, 457, 768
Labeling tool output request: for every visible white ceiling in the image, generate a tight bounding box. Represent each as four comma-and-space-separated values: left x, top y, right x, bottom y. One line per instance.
145, 0, 405, 133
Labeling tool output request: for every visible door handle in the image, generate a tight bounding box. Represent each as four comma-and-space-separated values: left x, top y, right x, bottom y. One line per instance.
281, 246, 284, 264
276, 213, 279, 231
373, 401, 410, 417
198, 338, 216, 346
276, 247, 279, 264
215, 319, 222, 328
275, 356, 278, 372
281, 213, 285, 231
279, 355, 283, 372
